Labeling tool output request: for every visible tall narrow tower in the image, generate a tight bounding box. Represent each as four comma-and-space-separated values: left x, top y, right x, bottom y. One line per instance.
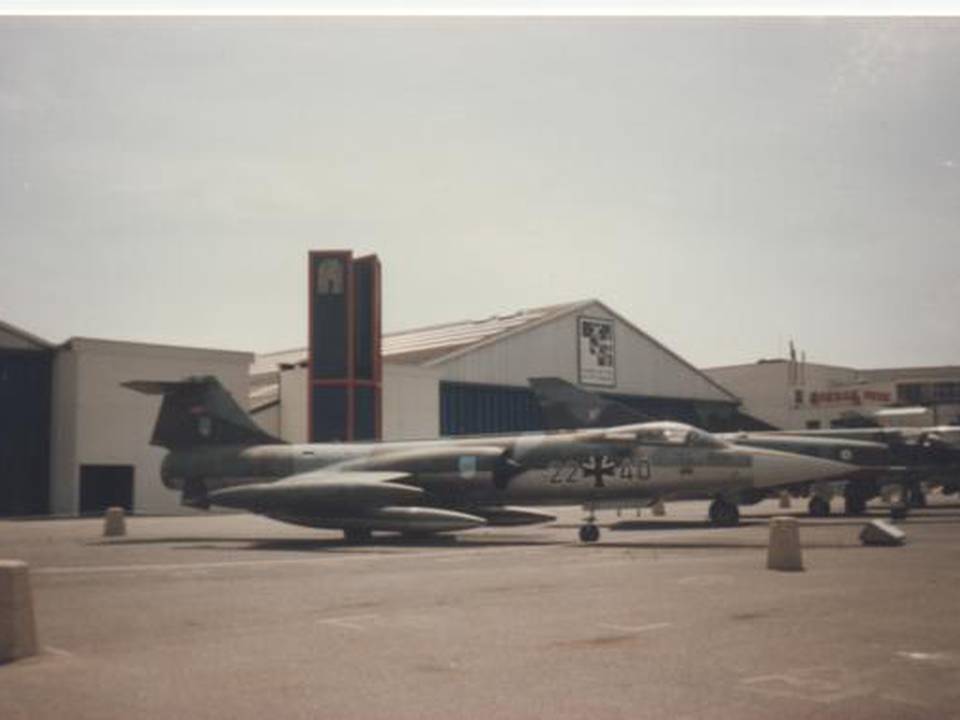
307, 251, 381, 442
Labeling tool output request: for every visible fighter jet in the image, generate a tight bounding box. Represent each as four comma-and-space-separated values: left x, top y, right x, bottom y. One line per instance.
125, 376, 856, 543
772, 425, 960, 506
528, 377, 899, 518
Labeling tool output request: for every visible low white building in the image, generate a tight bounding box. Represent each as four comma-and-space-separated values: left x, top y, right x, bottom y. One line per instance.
252, 299, 745, 442
49, 337, 253, 516
705, 358, 960, 430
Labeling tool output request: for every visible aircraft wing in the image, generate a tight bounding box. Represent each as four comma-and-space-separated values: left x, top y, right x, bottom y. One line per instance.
208, 470, 424, 513
208, 469, 488, 533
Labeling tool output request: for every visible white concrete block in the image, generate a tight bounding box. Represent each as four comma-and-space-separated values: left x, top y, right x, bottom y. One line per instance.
0, 560, 38, 662
104, 507, 126, 537
860, 520, 906, 546
766, 516, 804, 571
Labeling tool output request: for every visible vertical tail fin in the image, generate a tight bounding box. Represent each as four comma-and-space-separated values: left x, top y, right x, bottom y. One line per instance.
123, 376, 283, 449
528, 377, 652, 430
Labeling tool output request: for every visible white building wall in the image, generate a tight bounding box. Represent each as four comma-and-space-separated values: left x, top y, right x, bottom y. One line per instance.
51, 338, 252, 516
383, 364, 440, 440
49, 349, 78, 515
279, 366, 308, 444
432, 302, 733, 402
270, 363, 440, 442
706, 361, 889, 430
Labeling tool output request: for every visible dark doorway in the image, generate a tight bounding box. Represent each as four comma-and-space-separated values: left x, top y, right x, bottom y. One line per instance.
79, 465, 134, 514
0, 349, 52, 516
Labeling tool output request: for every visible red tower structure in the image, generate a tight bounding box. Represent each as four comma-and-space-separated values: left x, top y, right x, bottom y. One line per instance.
307, 251, 381, 442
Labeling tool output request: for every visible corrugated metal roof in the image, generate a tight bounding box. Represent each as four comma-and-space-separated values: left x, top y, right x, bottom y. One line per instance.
384, 301, 583, 364
250, 348, 309, 375
252, 301, 587, 371
0, 318, 52, 350
250, 375, 280, 412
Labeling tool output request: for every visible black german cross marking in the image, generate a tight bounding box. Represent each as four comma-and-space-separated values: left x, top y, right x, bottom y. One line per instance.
580, 455, 617, 488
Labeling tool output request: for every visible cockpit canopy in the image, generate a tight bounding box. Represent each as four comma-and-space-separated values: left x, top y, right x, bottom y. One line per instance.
600, 421, 729, 449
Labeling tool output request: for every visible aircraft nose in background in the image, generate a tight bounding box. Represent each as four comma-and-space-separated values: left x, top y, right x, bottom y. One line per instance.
749, 449, 855, 489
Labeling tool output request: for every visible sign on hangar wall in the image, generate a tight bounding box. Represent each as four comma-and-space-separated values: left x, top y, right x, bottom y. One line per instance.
577, 316, 616, 387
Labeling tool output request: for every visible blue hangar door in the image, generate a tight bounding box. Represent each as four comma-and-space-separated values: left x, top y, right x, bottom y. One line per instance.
0, 350, 52, 516
440, 382, 545, 436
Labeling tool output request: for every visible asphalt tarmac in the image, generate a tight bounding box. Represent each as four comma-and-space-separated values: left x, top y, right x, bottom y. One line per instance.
2, 495, 960, 720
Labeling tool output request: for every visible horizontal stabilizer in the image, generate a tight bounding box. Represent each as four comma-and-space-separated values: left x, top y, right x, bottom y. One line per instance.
208, 471, 422, 513
123, 380, 191, 395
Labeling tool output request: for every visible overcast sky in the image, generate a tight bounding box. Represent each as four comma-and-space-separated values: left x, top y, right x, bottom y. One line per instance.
1, 16, 958, 368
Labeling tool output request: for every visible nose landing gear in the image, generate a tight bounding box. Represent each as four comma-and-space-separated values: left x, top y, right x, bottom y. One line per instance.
579, 524, 600, 543
579, 503, 601, 542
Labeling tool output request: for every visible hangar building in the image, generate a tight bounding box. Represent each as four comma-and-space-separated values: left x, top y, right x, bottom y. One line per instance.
0, 319, 252, 518
705, 357, 960, 430
251, 299, 746, 443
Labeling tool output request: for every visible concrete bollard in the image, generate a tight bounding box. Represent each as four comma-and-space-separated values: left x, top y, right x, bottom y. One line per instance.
766, 516, 804, 572
103, 507, 126, 537
778, 492, 791, 509
860, 520, 906, 546
0, 560, 38, 663
652, 500, 666, 517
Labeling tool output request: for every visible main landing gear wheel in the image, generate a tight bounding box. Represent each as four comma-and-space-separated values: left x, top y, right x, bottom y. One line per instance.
808, 496, 831, 518
708, 499, 740, 527
579, 524, 600, 543
343, 528, 373, 544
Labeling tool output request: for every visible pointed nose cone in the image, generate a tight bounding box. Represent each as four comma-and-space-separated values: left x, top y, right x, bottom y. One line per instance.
749, 449, 856, 489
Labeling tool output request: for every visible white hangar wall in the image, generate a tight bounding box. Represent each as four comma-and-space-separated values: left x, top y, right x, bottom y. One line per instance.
431, 301, 733, 403
50, 338, 253, 516
705, 361, 861, 430
383, 364, 441, 441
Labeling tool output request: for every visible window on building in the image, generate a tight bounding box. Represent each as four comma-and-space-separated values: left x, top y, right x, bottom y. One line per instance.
794, 389, 804, 406
805, 420, 821, 429
898, 383, 924, 404
933, 382, 960, 402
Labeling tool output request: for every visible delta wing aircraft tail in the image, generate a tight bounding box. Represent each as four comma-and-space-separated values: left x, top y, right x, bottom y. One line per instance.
528, 376, 651, 430
123, 376, 283, 449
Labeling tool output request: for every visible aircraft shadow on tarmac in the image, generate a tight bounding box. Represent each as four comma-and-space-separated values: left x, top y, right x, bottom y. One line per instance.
90, 534, 562, 552
244, 535, 560, 552
582, 541, 859, 550
742, 508, 960, 527
604, 519, 768, 531
86, 504, 960, 552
